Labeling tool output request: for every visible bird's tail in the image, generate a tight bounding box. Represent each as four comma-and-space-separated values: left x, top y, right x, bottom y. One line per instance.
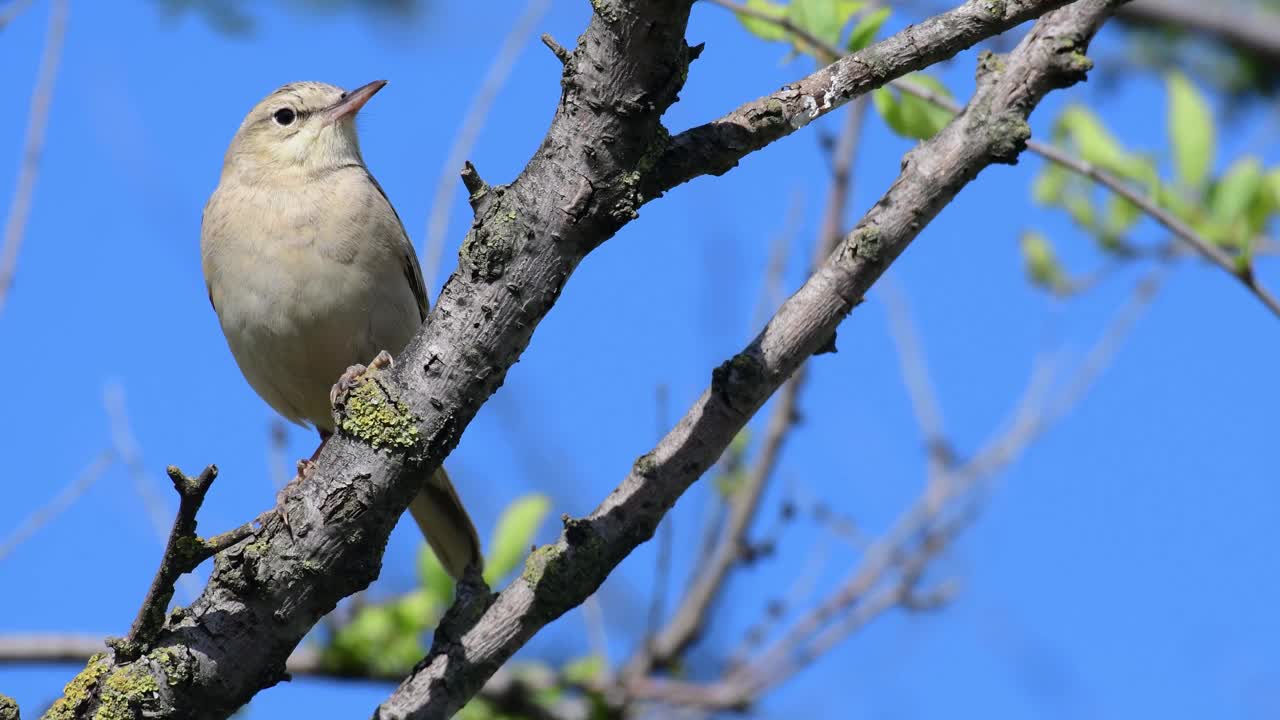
408, 466, 483, 580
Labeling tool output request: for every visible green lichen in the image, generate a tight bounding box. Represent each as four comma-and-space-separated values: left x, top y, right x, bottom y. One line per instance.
1, 694, 19, 720
521, 544, 559, 585
93, 664, 160, 720
458, 208, 518, 282
43, 655, 109, 720
339, 379, 421, 451
632, 451, 659, 478
976, 49, 1005, 77
981, 0, 1006, 19
148, 646, 193, 688
851, 226, 884, 264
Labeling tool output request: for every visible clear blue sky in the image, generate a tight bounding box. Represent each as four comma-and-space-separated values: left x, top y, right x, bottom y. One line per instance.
1, 1, 1278, 717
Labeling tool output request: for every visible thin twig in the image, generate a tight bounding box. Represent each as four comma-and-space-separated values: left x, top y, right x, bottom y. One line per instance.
113, 465, 257, 660
634, 97, 871, 673
0, 0, 37, 30
0, 0, 68, 319
708, 0, 1280, 320
420, 0, 551, 288
734, 269, 1162, 697
879, 275, 950, 471
0, 450, 113, 562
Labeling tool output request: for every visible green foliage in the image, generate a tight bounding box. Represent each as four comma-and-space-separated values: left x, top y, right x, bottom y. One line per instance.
484, 494, 552, 586
736, 0, 790, 42
846, 6, 890, 52
322, 492, 551, 678
1020, 231, 1067, 293
734, 0, 890, 60
1027, 71, 1280, 293
715, 427, 752, 498
1167, 71, 1216, 189
872, 74, 955, 141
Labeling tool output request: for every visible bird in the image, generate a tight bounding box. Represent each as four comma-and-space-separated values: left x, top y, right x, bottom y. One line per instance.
200, 80, 483, 580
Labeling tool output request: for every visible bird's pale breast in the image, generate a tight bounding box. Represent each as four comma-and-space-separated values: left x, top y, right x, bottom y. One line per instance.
201, 168, 421, 431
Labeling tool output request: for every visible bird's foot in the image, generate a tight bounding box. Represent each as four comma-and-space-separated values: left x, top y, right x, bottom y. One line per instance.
329, 351, 395, 408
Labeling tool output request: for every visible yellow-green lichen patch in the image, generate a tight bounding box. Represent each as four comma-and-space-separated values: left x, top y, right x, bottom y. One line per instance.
339, 379, 421, 451
520, 544, 559, 585
1, 693, 19, 720
148, 646, 193, 688
93, 664, 160, 720
43, 654, 109, 720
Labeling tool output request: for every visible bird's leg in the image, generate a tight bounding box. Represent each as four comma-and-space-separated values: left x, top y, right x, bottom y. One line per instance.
296, 429, 332, 480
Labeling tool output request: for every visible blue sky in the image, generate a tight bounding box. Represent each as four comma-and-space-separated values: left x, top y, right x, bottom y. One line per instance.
1, 1, 1278, 717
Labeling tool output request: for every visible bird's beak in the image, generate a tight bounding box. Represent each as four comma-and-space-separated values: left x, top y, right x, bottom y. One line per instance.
323, 80, 387, 124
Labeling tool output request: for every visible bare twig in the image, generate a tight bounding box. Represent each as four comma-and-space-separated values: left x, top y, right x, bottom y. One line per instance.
113, 465, 257, 660
0, 0, 68, 319
267, 419, 291, 489
0, 450, 113, 562
879, 275, 950, 470
420, 0, 551, 288
732, 268, 1161, 699
0, 0, 37, 30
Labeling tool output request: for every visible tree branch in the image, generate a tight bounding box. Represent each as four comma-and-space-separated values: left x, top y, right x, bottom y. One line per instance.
708, 0, 1280, 318
44, 1, 1097, 717
376, 1, 1127, 717
1117, 0, 1280, 67
643, 0, 1076, 197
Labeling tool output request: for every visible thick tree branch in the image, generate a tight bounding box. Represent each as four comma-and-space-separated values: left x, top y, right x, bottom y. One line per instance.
1117, 0, 1280, 67
45, 1, 1096, 717
377, 1, 1127, 717
643, 0, 1076, 197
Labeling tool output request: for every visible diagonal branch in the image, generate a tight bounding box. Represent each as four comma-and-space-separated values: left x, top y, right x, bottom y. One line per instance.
629, 97, 872, 675
377, 1, 1128, 717
46, 1, 1090, 718
643, 0, 1077, 197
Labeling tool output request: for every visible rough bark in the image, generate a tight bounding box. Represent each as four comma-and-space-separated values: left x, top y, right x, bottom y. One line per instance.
43, 1, 1087, 718
376, 0, 1126, 717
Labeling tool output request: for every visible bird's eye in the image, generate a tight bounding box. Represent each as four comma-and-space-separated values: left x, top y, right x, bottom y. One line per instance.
272, 108, 297, 126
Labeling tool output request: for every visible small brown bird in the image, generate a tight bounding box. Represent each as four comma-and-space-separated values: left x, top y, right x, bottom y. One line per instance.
200, 80, 482, 579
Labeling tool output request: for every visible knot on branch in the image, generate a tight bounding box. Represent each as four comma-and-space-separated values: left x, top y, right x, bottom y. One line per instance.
540, 33, 571, 65
461, 161, 492, 215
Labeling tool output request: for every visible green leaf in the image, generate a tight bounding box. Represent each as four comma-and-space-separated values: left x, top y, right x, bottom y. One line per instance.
1064, 193, 1095, 230
1211, 157, 1263, 224
1054, 105, 1126, 175
1021, 231, 1065, 292
394, 589, 438, 634
873, 75, 954, 140
562, 655, 605, 685
484, 493, 552, 585
1033, 164, 1070, 205
846, 6, 890, 52
735, 0, 789, 42
788, 0, 863, 50
1166, 71, 1215, 189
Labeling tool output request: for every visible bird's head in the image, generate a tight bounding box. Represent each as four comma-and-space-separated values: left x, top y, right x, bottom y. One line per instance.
221, 80, 385, 180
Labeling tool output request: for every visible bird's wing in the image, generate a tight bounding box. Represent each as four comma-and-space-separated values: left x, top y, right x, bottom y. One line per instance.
363, 167, 430, 322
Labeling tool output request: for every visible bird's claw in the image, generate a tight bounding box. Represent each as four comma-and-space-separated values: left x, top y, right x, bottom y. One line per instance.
329, 351, 395, 408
